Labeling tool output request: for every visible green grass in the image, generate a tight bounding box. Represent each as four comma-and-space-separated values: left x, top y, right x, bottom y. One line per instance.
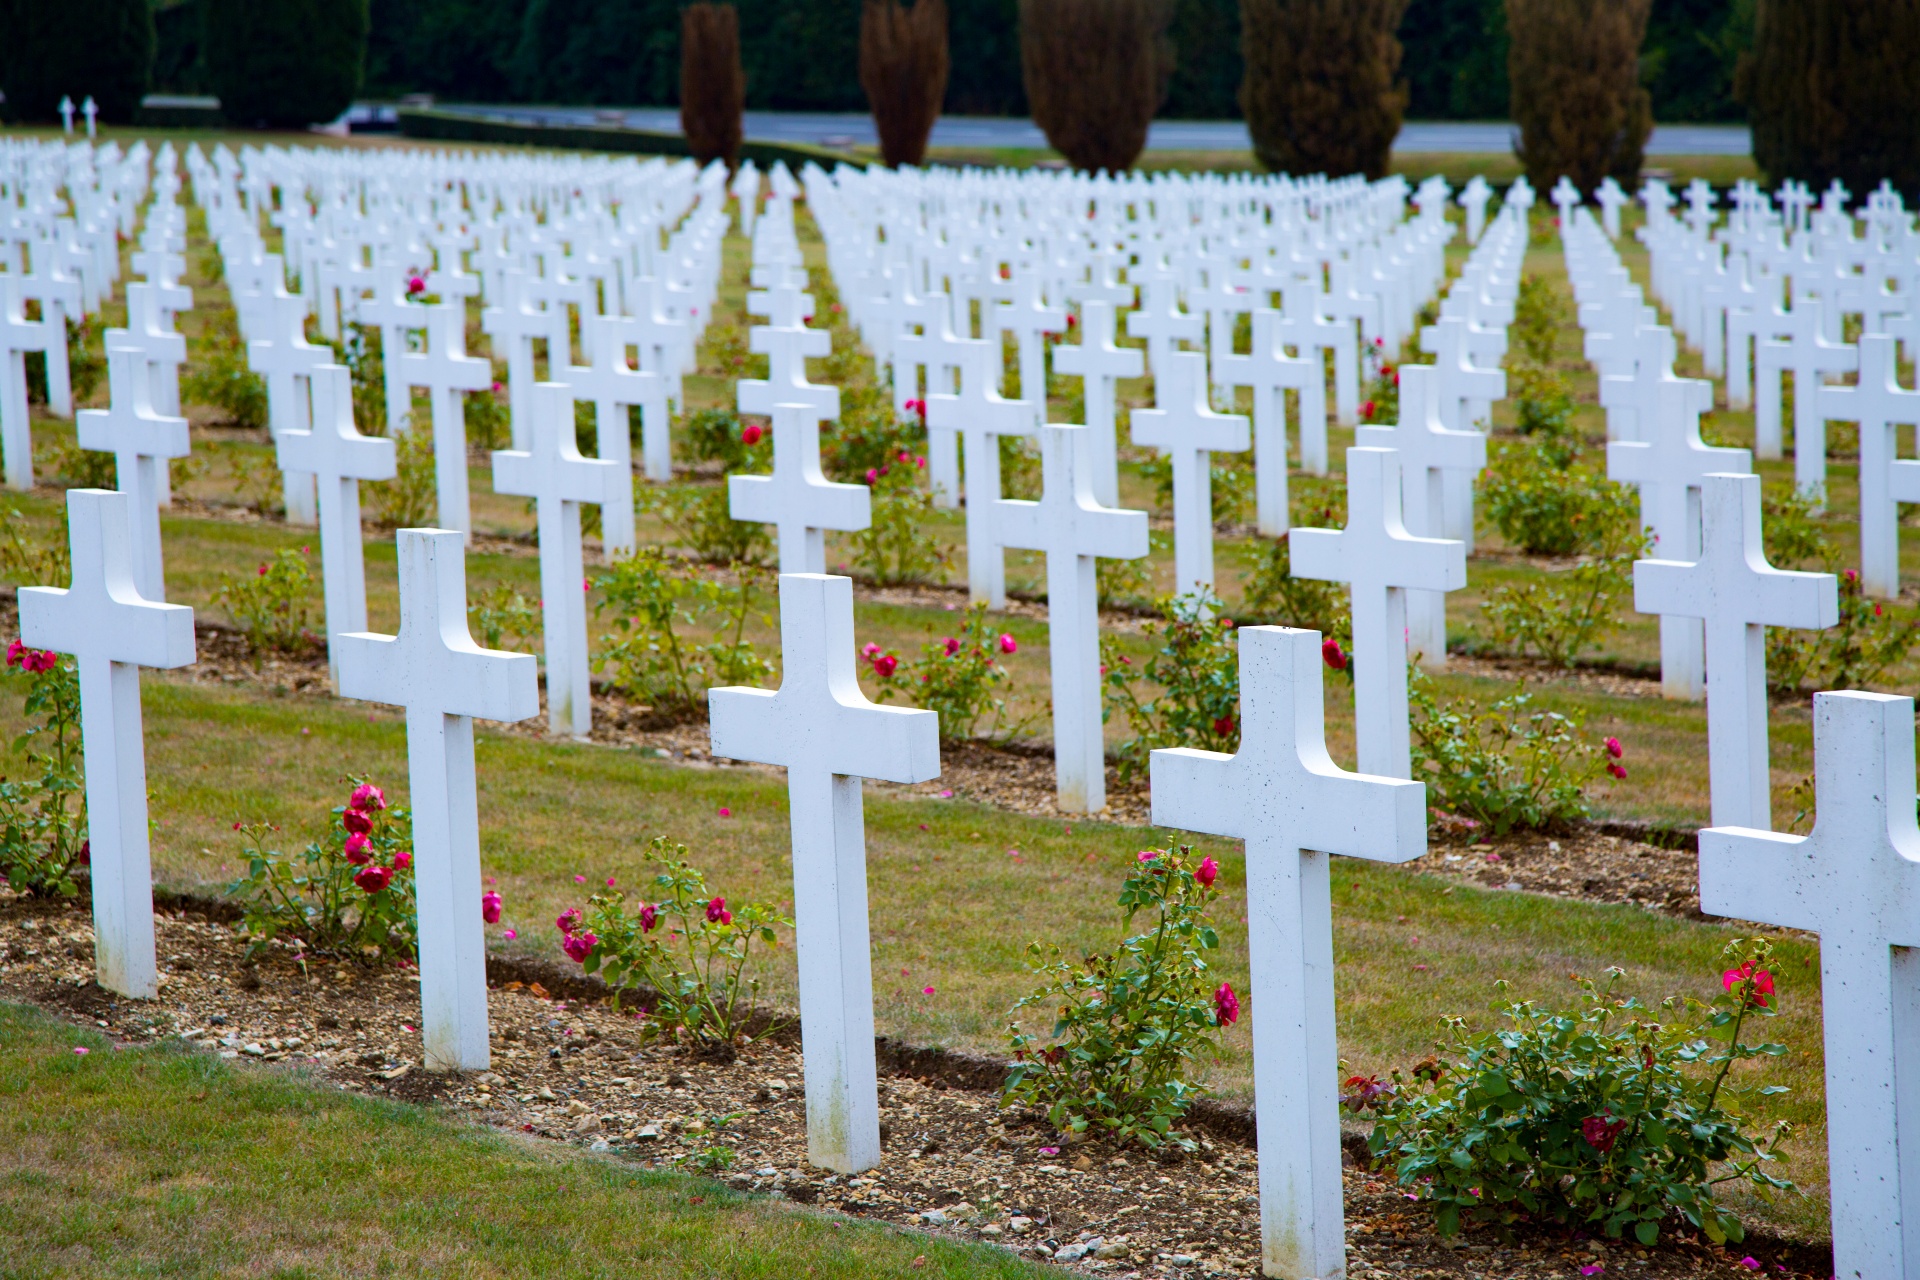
0, 1002, 1046, 1279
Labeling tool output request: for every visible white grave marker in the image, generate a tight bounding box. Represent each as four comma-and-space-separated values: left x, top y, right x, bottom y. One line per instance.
18, 490, 195, 998
75, 346, 190, 602
335, 529, 540, 1071
996, 423, 1149, 812
249, 291, 328, 524
709, 574, 941, 1172
398, 301, 494, 539
1217, 308, 1315, 536
730, 403, 871, 575
1131, 350, 1250, 599
1293, 447, 1466, 779
1820, 334, 1920, 599
1052, 298, 1144, 508
0, 274, 54, 491
927, 338, 1036, 607
1153, 626, 1426, 1280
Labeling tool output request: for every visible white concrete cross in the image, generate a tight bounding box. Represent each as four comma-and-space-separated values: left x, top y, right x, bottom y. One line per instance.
1128, 271, 1204, 377
276, 365, 396, 686
1607, 375, 1752, 700
1, 274, 55, 491
996, 423, 1149, 813
1293, 447, 1467, 779
1699, 689, 1920, 1280
1217, 308, 1315, 536
492, 383, 622, 739
1757, 297, 1854, 505
1275, 280, 1353, 451
730, 402, 871, 575
1635, 473, 1836, 829
739, 323, 840, 423
1418, 318, 1503, 549
994, 271, 1067, 423
1051, 298, 1144, 508
1130, 349, 1250, 598
1596, 178, 1630, 239
1819, 334, 1920, 599
81, 96, 97, 139
481, 271, 548, 451
18, 489, 195, 999
335, 529, 540, 1071
889, 291, 964, 505
75, 346, 190, 602
117, 283, 188, 428
709, 573, 941, 1172
575, 311, 670, 497
249, 290, 329, 524
396, 301, 493, 539
58, 96, 74, 135
1152, 625, 1426, 1280
927, 336, 1036, 607
1356, 366, 1486, 669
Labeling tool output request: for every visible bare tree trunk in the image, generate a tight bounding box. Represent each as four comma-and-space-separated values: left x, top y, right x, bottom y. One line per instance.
682, 2, 745, 169
861, 0, 951, 168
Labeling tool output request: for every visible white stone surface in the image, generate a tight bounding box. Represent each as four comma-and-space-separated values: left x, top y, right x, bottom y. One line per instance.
1130, 350, 1250, 598
927, 336, 1036, 607
1052, 299, 1143, 508
1217, 308, 1315, 536
0, 274, 55, 491
397, 301, 493, 539
248, 290, 328, 524
75, 345, 190, 602
730, 403, 871, 575
708, 574, 941, 1172
1820, 334, 1920, 599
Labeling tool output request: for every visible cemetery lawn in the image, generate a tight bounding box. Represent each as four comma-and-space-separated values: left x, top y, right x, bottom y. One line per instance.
0, 1000, 1045, 1279
6, 674, 1830, 1243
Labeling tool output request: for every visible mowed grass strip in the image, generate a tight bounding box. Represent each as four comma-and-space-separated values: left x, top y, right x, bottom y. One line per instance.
0, 1003, 1046, 1280
0, 675, 1831, 1237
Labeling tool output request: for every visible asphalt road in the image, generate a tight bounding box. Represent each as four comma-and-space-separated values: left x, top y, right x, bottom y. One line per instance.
450, 105, 1752, 157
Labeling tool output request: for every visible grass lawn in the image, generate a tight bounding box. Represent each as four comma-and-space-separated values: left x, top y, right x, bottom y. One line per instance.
0, 1002, 1045, 1279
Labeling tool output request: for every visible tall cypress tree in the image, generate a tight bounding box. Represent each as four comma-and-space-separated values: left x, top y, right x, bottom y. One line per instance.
0, 0, 155, 123
1239, 0, 1409, 180
202, 0, 370, 129
1739, 0, 1920, 201
1019, 0, 1173, 173
1506, 0, 1652, 194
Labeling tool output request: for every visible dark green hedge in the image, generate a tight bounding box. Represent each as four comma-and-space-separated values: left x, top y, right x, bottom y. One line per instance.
202, 0, 370, 128
0, 0, 154, 123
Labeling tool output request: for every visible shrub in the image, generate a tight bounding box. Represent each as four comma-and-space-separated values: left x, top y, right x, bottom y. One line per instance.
464, 379, 510, 452
1101, 592, 1241, 783
328, 324, 387, 434
1511, 274, 1566, 369
643, 484, 772, 567
1407, 671, 1624, 834
1239, 0, 1410, 180
563, 836, 792, 1050
202, 0, 368, 129
1509, 363, 1575, 436
468, 586, 540, 653
183, 310, 270, 430
593, 549, 772, 722
224, 779, 422, 962
1019, 0, 1173, 174
1739, 0, 1920, 203
1003, 845, 1233, 1150
684, 407, 772, 473
0, 0, 153, 123
0, 643, 87, 898
0, 508, 70, 587
1769, 569, 1920, 696
1367, 944, 1793, 1246
1243, 532, 1351, 641
37, 437, 117, 491
229, 449, 286, 519
1358, 348, 1400, 424
1506, 0, 1653, 194
861, 0, 950, 168
1479, 437, 1636, 558
1138, 453, 1251, 526
368, 427, 438, 530
681, 3, 745, 168
849, 454, 947, 585
864, 602, 1025, 743
25, 317, 108, 408
217, 547, 321, 657
1478, 542, 1643, 667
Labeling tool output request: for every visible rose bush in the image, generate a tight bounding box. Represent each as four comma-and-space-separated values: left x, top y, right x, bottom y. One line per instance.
0, 641, 87, 897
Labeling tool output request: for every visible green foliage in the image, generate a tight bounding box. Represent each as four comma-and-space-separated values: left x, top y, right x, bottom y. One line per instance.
865, 602, 1026, 744
463, 379, 511, 452
228, 449, 286, 519
1243, 534, 1351, 638
1408, 671, 1623, 834
849, 455, 948, 585
0, 0, 154, 122
1480, 436, 1636, 558
1510, 274, 1566, 369
1240, 0, 1410, 181
183, 310, 270, 430
1359, 345, 1401, 423
328, 324, 388, 434
0, 647, 88, 898
1509, 364, 1575, 436
1003, 846, 1232, 1150
643, 483, 772, 567
1367, 943, 1793, 1246
25, 317, 108, 409
1478, 545, 1642, 668
1101, 592, 1241, 783
0, 508, 70, 587
468, 586, 540, 653
593, 548, 772, 723
1769, 570, 1920, 696
202, 0, 370, 129
569, 836, 792, 1049
368, 427, 439, 530
683, 407, 770, 473
224, 779, 419, 962
1138, 452, 1250, 526
217, 547, 320, 657
38, 437, 118, 491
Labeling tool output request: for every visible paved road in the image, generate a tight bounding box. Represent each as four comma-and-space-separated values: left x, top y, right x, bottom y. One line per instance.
453, 104, 1751, 157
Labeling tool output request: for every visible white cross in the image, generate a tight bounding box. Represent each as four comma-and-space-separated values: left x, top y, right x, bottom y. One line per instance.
1293, 447, 1467, 779
81, 96, 97, 139
927, 336, 1036, 607
747, 282, 815, 330
1153, 625, 1426, 1280
1218, 307, 1315, 536
1821, 335, 1920, 598
1051, 299, 1144, 508
739, 323, 840, 423
993, 271, 1067, 423
1356, 366, 1485, 669
18, 489, 195, 999
75, 346, 190, 602
1634, 473, 1836, 829
562, 312, 661, 550
492, 383, 622, 739
1127, 270, 1204, 377
1598, 327, 1709, 445
1756, 297, 1854, 505
709, 573, 941, 1172
730, 403, 871, 575
397, 301, 493, 539
1606, 374, 1751, 700
276, 364, 395, 686
248, 290, 329, 524
0, 274, 55, 490
1416, 320, 1502, 550
1275, 280, 1352, 457
1596, 178, 1630, 238
996, 423, 1149, 812
113, 283, 189, 439
1699, 690, 1920, 1280
1129, 349, 1249, 598
481, 271, 549, 452
358, 266, 426, 435
335, 529, 540, 1071
58, 96, 74, 135
891, 292, 966, 506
